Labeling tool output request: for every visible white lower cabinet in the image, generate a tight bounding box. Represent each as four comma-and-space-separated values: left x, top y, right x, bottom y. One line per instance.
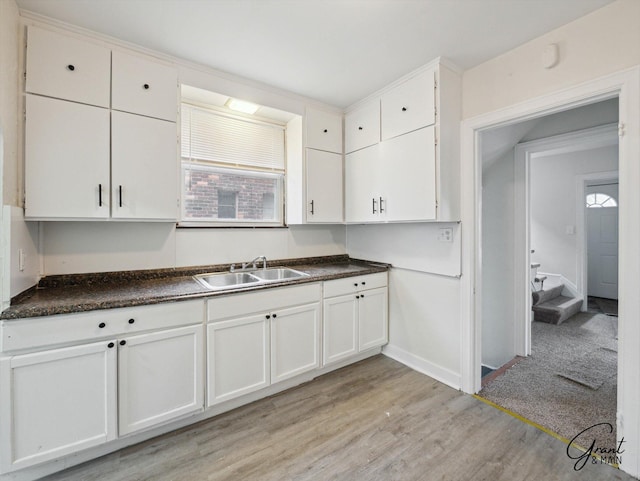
0, 341, 117, 471
206, 284, 321, 407
323, 295, 358, 364
0, 275, 388, 477
207, 314, 270, 406
0, 300, 203, 475
118, 324, 203, 436
323, 273, 388, 366
270, 303, 320, 384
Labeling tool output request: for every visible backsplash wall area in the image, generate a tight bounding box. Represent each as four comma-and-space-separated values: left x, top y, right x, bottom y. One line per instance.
40, 222, 347, 276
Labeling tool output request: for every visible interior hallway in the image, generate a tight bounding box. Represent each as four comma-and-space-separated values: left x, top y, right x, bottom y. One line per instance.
42, 356, 629, 481
480, 304, 618, 454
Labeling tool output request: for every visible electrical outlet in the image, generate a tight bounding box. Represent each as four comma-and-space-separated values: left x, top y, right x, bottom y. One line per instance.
438, 228, 453, 243
18, 249, 25, 272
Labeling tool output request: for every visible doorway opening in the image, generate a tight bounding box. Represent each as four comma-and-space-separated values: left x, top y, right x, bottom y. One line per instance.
477, 108, 619, 449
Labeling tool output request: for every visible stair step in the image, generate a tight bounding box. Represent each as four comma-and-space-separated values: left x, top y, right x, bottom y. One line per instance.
533, 295, 582, 325
532, 284, 563, 306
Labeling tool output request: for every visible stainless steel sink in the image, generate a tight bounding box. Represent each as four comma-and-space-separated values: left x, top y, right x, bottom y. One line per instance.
194, 272, 261, 290
252, 267, 309, 281
194, 267, 308, 290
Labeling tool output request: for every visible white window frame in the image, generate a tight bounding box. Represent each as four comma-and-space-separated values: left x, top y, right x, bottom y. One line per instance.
179, 102, 286, 227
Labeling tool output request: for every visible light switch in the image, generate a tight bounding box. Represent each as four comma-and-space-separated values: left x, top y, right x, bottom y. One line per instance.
438, 228, 453, 243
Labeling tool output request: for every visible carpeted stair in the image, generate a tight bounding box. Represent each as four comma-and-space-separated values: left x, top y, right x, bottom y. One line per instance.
532, 284, 582, 324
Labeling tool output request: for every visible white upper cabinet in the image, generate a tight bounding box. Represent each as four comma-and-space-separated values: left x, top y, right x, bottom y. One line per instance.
345, 100, 380, 154
23, 26, 179, 222
345, 144, 382, 224
305, 149, 343, 223
25, 26, 111, 108
381, 68, 436, 141
380, 126, 436, 222
111, 111, 178, 221
345, 60, 460, 223
305, 108, 343, 153
25, 94, 110, 220
111, 50, 178, 122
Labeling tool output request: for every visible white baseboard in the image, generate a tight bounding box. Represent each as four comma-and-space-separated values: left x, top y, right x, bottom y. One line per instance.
382, 344, 461, 390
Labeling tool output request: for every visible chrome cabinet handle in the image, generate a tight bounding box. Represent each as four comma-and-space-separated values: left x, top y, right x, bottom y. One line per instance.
372, 198, 378, 214
310, 200, 314, 215
379, 197, 385, 213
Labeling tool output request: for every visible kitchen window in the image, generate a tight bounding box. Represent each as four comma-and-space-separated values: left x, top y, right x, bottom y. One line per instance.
180, 102, 285, 226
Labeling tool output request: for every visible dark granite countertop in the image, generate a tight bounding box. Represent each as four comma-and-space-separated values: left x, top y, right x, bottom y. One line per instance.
0, 255, 389, 320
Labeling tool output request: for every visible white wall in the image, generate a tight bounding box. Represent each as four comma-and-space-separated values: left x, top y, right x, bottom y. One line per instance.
0, 0, 19, 207
8, 206, 38, 296
461, 0, 639, 475
462, 0, 640, 119
0, 0, 20, 309
41, 222, 347, 275
346, 223, 462, 388
481, 150, 516, 369
383, 268, 461, 388
530, 145, 618, 286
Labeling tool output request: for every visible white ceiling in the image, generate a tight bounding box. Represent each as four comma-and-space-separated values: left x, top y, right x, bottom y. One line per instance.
16, 0, 614, 108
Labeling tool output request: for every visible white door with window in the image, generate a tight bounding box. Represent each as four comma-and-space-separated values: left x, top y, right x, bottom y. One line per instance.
586, 183, 619, 299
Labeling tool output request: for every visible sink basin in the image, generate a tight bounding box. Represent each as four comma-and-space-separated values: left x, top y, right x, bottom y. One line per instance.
252, 267, 309, 281
194, 272, 261, 290
194, 267, 309, 291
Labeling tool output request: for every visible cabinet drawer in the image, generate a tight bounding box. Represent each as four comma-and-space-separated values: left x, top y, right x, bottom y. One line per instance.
25, 26, 111, 108
345, 100, 380, 154
112, 50, 178, 122
0, 300, 204, 353
381, 68, 435, 141
208, 284, 321, 321
305, 108, 342, 153
323, 272, 388, 298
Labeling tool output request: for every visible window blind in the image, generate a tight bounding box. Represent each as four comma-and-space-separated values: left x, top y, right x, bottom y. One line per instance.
181, 104, 285, 171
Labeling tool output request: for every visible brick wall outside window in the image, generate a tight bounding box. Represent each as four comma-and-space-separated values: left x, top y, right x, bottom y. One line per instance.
183, 167, 278, 221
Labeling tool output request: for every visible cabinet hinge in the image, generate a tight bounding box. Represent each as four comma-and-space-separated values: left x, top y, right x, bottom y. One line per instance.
618, 122, 625, 137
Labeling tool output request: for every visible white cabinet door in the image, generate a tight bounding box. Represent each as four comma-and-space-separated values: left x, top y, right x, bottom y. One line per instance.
271, 303, 320, 383
345, 144, 381, 223
305, 108, 342, 153
25, 26, 111, 108
112, 50, 178, 122
25, 94, 110, 220
381, 68, 435, 141
380, 126, 436, 221
306, 149, 343, 223
118, 325, 203, 436
345, 100, 380, 154
207, 315, 270, 406
0, 341, 117, 472
358, 287, 388, 351
111, 111, 178, 221
323, 294, 358, 365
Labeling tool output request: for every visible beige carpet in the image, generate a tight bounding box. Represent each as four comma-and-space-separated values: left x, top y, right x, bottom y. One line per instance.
479, 311, 618, 452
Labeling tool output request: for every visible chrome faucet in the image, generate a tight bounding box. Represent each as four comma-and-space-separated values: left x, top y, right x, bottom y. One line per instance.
248, 255, 267, 270
230, 255, 267, 272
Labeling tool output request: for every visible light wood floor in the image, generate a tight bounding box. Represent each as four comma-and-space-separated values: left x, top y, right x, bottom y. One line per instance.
44, 356, 634, 481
